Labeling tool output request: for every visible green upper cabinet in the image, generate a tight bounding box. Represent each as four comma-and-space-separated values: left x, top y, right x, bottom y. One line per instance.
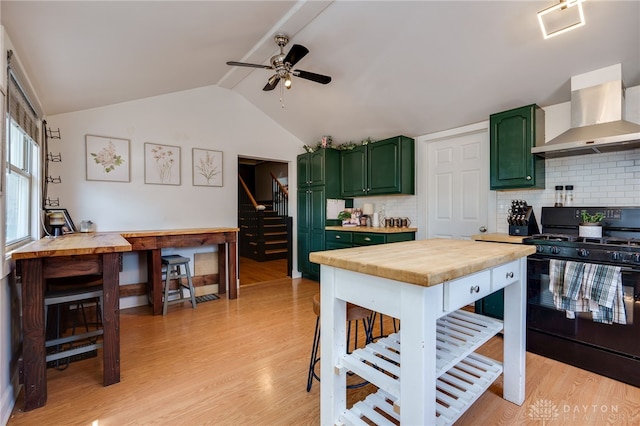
340, 135, 415, 197
490, 104, 545, 190
297, 149, 340, 193
339, 146, 367, 196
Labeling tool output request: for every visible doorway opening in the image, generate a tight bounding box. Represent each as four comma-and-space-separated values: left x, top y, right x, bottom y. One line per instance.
237, 156, 291, 285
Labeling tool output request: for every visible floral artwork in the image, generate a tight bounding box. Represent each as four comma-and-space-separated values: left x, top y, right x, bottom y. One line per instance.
85, 135, 130, 182
192, 148, 223, 187
144, 143, 181, 185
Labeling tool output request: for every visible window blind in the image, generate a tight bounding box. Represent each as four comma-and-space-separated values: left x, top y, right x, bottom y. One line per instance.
7, 50, 40, 143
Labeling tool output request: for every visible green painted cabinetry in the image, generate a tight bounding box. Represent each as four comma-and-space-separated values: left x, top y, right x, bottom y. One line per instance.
325, 229, 415, 249
340, 135, 415, 197
490, 104, 545, 190
297, 149, 340, 281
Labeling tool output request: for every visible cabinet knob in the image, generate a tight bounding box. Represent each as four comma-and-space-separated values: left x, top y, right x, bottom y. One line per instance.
335, 235, 341, 239
506, 271, 514, 279
470, 285, 480, 294
479, 226, 487, 233
526, 176, 532, 180
364, 237, 371, 241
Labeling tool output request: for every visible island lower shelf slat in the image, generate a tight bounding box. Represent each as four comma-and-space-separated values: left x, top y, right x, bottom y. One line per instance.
337, 310, 504, 426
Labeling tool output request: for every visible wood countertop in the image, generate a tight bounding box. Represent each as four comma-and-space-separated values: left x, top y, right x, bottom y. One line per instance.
309, 238, 535, 287
471, 233, 527, 244
11, 233, 132, 260
325, 226, 417, 234
117, 227, 239, 238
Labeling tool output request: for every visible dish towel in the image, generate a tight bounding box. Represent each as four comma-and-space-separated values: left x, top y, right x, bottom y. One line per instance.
548, 259, 626, 324
583, 263, 626, 325
549, 259, 587, 319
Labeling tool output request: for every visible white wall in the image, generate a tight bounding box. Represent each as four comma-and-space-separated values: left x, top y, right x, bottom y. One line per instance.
45, 86, 304, 308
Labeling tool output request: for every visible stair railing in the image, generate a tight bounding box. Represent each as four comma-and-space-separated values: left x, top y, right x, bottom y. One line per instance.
238, 174, 266, 259
270, 171, 288, 217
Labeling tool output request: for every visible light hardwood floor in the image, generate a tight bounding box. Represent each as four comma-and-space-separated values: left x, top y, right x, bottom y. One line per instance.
239, 257, 289, 285
8, 277, 640, 425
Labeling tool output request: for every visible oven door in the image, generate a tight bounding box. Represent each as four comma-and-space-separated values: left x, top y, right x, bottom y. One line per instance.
526, 256, 640, 359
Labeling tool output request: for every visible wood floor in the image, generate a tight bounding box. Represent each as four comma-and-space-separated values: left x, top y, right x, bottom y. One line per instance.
8, 277, 640, 425
239, 256, 288, 285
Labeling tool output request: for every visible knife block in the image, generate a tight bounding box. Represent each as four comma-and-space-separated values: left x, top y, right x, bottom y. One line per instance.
508, 207, 539, 236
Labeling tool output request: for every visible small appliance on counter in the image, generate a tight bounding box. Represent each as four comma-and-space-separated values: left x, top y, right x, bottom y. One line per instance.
507, 199, 539, 236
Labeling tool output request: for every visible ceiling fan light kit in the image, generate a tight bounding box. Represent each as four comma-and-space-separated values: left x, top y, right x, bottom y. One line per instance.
226, 34, 331, 94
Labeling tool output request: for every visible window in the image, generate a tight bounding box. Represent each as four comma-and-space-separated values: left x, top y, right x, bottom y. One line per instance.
5, 120, 39, 251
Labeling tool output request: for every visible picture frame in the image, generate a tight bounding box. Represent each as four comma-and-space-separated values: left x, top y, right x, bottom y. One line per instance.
144, 142, 181, 185
192, 148, 223, 187
85, 134, 130, 182
44, 208, 76, 235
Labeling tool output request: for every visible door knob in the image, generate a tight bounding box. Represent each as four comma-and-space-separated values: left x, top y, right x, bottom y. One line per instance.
479, 226, 487, 232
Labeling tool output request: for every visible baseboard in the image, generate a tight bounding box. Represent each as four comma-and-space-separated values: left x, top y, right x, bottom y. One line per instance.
1, 366, 20, 425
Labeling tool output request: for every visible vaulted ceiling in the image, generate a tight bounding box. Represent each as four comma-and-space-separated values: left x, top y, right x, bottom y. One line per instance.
2, 1, 639, 144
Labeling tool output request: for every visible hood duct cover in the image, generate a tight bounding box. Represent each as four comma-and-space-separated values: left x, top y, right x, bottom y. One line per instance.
532, 65, 640, 158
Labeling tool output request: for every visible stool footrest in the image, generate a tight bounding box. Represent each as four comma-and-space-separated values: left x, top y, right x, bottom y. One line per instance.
45, 285, 103, 306
46, 329, 103, 348
46, 342, 103, 363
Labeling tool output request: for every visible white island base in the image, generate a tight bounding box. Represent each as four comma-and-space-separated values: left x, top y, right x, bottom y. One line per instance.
312, 240, 532, 426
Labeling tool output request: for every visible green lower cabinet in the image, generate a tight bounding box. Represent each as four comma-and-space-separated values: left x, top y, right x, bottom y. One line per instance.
474, 290, 504, 320
325, 230, 415, 249
325, 230, 353, 250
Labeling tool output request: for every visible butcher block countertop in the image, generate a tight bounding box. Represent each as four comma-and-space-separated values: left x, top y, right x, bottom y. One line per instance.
11, 233, 132, 260
118, 227, 239, 238
309, 238, 535, 287
471, 233, 526, 244
325, 226, 417, 233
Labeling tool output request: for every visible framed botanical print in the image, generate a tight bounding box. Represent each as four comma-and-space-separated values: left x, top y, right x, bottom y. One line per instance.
86, 135, 130, 182
192, 148, 223, 187
144, 142, 181, 185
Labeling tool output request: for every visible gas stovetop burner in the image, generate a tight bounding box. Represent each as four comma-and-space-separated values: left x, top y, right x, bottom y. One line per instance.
528, 234, 640, 247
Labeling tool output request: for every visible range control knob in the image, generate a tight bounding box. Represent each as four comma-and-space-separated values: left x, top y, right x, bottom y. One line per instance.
550, 246, 561, 255
610, 251, 623, 261
633, 253, 640, 263
577, 248, 590, 257
536, 245, 545, 253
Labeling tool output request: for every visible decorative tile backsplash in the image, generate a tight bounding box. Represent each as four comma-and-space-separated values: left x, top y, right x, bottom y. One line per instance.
496, 148, 640, 233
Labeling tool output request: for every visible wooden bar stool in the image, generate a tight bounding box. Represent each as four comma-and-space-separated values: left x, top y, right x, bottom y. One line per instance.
306, 293, 373, 392
161, 255, 197, 315
44, 284, 104, 367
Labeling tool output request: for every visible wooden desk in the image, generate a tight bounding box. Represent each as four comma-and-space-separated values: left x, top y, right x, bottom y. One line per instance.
120, 228, 239, 315
11, 233, 132, 411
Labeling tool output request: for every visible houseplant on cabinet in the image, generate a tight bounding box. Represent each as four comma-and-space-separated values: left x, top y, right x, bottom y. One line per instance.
579, 211, 605, 238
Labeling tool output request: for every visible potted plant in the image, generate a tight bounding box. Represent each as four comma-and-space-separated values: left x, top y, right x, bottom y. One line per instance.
337, 210, 353, 226
579, 211, 605, 238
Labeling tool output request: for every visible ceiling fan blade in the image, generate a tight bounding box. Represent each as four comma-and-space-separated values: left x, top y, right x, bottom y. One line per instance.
283, 44, 309, 67
226, 61, 272, 70
293, 69, 332, 85
263, 75, 281, 91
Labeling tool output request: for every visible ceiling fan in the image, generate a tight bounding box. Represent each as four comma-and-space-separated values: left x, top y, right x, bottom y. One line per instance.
226, 34, 331, 91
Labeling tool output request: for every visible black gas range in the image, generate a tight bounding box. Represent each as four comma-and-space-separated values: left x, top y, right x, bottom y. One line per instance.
523, 206, 640, 387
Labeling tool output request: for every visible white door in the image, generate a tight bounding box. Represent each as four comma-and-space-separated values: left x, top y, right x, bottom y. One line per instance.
426, 130, 490, 240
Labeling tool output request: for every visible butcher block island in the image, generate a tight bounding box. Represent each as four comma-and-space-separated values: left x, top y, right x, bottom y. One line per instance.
309, 239, 535, 426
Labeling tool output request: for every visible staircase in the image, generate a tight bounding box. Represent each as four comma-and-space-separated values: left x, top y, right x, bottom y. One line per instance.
238, 174, 290, 262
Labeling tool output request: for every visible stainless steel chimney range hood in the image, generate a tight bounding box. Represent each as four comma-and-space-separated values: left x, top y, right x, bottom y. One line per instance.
531, 64, 640, 158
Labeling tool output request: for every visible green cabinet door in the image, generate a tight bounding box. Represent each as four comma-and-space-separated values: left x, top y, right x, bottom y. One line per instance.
339, 135, 415, 197
490, 104, 545, 190
297, 186, 326, 280
368, 136, 414, 195
340, 146, 367, 196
